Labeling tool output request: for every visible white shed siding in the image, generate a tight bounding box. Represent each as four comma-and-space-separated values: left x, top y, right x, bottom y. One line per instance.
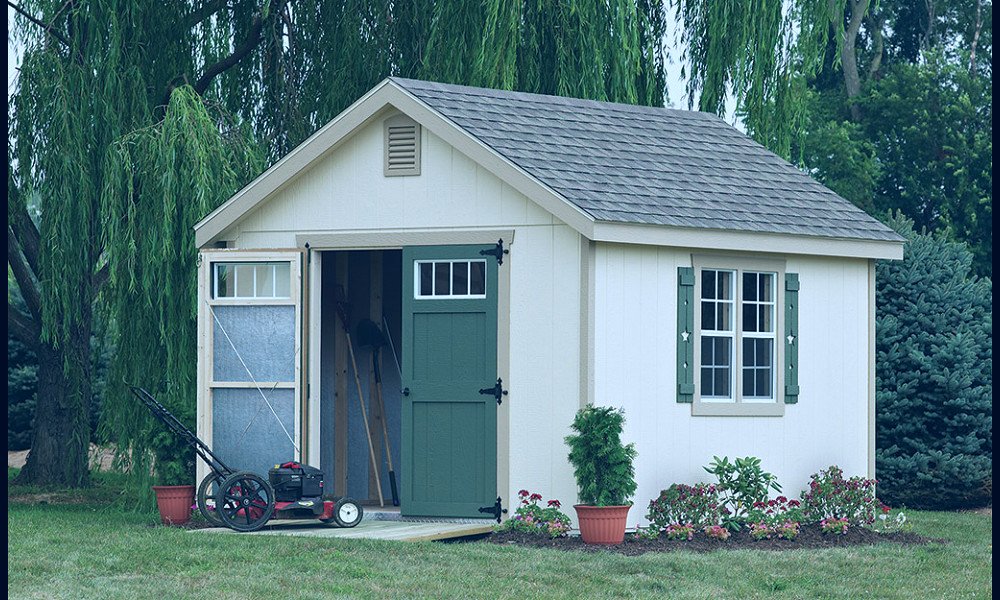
506, 224, 584, 507
593, 244, 872, 526
212, 111, 586, 517
221, 115, 556, 248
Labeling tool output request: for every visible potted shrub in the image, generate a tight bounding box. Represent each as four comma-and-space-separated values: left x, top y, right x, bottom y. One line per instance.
149, 420, 196, 525
564, 404, 637, 544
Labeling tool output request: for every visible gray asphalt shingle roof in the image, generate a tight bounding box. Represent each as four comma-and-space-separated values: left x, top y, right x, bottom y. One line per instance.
391, 78, 901, 242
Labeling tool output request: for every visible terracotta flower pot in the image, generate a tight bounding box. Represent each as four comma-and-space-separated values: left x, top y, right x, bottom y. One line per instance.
152, 485, 196, 525
574, 504, 632, 545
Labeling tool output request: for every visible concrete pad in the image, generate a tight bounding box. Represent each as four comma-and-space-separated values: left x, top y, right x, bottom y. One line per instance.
191, 519, 495, 542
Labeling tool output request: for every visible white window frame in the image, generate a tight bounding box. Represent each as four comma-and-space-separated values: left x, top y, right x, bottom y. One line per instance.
413, 259, 488, 299
213, 261, 292, 299
692, 255, 785, 417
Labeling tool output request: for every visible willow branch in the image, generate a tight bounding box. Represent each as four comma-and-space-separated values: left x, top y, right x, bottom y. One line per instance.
193, 13, 264, 96
8, 226, 42, 322
8, 302, 41, 349
7, 1, 71, 49
184, 0, 229, 29
8, 181, 41, 274
92, 264, 109, 300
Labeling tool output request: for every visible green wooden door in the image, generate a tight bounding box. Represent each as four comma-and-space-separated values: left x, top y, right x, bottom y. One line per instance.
401, 245, 498, 518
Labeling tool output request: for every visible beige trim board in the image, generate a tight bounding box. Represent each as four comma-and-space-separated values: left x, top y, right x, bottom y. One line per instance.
297, 228, 516, 251
868, 259, 877, 479
592, 222, 904, 261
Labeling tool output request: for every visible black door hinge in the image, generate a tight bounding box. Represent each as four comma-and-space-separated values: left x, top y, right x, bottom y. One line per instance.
480, 239, 509, 266
478, 378, 508, 405
479, 496, 506, 523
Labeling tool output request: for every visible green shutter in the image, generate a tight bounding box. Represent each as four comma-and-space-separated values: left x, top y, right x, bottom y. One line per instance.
784, 273, 799, 403
677, 267, 695, 402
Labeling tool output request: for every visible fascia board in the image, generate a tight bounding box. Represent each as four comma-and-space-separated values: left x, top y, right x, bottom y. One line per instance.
195, 79, 596, 248
592, 222, 905, 260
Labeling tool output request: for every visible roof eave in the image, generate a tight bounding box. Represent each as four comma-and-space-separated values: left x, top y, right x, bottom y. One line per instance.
591, 221, 905, 260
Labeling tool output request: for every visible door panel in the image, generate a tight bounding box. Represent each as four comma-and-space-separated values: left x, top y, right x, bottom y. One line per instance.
402, 245, 498, 518
198, 250, 303, 482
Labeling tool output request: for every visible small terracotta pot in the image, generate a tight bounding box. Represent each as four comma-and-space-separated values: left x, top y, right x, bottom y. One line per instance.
573, 504, 632, 545
152, 485, 196, 525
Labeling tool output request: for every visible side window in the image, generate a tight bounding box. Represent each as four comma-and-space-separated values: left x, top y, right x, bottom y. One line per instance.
677, 257, 795, 416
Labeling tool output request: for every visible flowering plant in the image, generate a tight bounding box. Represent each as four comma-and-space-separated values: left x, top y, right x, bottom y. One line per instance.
745, 496, 804, 528
703, 525, 730, 540
496, 490, 573, 538
820, 517, 850, 535
663, 523, 696, 541
773, 520, 800, 540
646, 483, 728, 530
633, 526, 661, 541
874, 505, 911, 534
801, 466, 881, 525
748, 521, 773, 540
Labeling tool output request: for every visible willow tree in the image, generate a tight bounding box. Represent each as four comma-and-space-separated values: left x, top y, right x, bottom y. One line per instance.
672, 0, 876, 155
8, 0, 273, 486
9, 0, 668, 491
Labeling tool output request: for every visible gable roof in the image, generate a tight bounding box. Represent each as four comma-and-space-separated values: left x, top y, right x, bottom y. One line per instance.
390, 78, 899, 243
195, 78, 904, 257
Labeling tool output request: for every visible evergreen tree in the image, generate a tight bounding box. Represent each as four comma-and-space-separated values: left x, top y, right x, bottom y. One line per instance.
876, 214, 992, 509
8, 332, 37, 452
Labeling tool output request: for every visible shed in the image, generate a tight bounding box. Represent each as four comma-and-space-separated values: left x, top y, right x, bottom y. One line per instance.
194, 78, 904, 524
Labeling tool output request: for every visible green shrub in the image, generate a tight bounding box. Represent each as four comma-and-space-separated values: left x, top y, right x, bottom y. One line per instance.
876, 214, 992, 509
564, 405, 637, 506
704, 455, 782, 520
800, 466, 881, 525
646, 483, 727, 530
7, 334, 37, 451
497, 490, 572, 538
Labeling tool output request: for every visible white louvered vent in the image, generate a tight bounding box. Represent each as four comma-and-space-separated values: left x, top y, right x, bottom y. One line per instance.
384, 115, 421, 177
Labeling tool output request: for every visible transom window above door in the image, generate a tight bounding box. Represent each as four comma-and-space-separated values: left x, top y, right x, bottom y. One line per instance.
414, 260, 487, 298
214, 262, 292, 299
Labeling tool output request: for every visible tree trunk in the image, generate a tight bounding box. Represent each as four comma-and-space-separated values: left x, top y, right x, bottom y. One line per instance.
16, 320, 93, 488
841, 0, 871, 121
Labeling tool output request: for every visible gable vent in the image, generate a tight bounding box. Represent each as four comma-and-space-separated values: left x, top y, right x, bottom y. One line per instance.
384, 115, 421, 177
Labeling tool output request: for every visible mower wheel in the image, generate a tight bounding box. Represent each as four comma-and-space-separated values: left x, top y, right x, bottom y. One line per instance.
333, 498, 363, 528
197, 473, 227, 527
216, 471, 275, 532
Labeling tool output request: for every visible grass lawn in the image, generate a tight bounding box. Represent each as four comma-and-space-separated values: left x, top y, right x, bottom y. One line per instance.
7, 470, 992, 600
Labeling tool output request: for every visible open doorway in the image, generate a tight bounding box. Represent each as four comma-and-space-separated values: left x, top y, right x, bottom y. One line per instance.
319, 249, 403, 507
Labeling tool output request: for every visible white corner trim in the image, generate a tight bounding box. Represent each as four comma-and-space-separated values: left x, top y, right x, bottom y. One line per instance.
868, 258, 877, 480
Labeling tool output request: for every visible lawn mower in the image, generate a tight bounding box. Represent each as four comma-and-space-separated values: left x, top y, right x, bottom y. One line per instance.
130, 385, 363, 532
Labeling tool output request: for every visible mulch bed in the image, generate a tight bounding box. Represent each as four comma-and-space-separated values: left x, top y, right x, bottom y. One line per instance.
484, 523, 939, 556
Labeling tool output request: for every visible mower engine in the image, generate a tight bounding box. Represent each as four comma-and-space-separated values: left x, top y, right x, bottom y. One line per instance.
269, 461, 324, 501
